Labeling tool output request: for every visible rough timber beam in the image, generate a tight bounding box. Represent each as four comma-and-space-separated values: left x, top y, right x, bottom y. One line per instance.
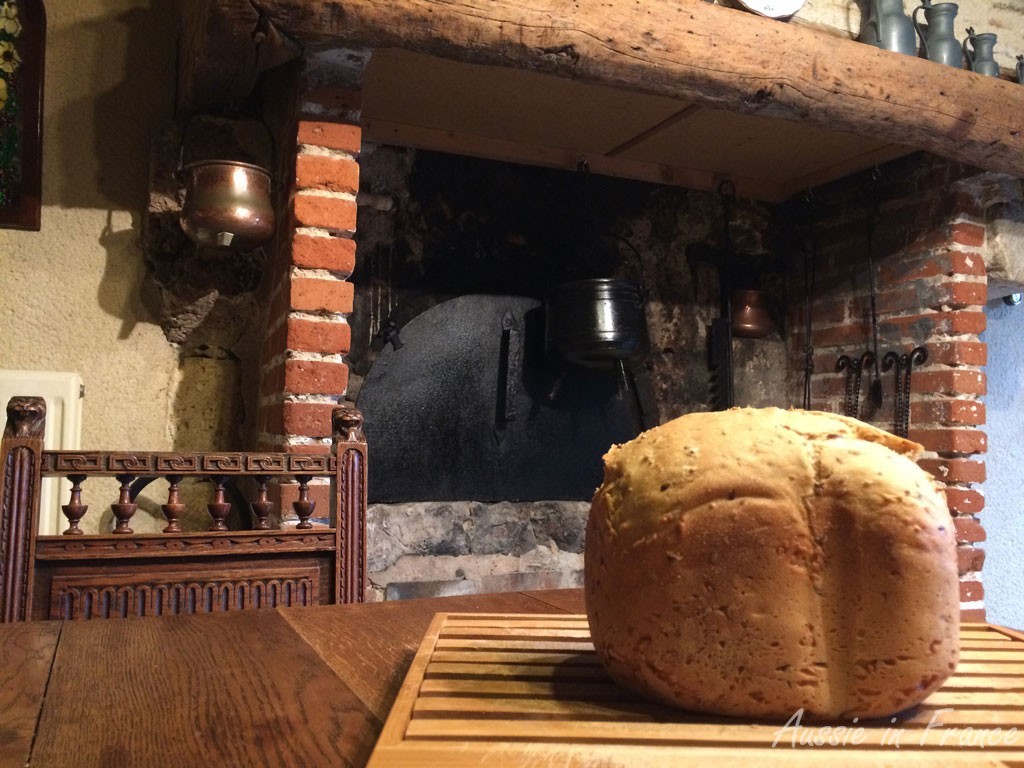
179, 0, 1024, 181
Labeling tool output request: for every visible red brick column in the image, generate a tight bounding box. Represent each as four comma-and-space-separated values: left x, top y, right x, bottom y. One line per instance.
792, 159, 988, 620
257, 88, 362, 521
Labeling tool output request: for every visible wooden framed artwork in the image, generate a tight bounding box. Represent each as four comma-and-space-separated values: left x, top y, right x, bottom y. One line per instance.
0, 0, 44, 231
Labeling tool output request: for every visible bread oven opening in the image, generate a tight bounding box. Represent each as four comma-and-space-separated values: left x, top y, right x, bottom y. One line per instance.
350, 147, 790, 599
148, 98, 998, 616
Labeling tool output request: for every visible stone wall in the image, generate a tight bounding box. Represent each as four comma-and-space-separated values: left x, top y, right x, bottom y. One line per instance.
367, 501, 588, 601
980, 176, 1024, 298
790, 0, 1024, 73
345, 144, 791, 598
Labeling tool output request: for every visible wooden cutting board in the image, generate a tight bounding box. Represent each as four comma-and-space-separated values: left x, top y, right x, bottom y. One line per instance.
367, 613, 1024, 766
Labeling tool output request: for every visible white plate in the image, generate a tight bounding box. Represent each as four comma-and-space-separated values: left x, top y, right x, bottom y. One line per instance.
734, 0, 807, 19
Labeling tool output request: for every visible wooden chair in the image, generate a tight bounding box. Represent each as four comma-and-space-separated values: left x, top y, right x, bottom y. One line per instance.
0, 396, 367, 621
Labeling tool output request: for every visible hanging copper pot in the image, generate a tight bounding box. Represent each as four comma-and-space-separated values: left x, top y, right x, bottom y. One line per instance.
730, 288, 775, 338
179, 160, 276, 250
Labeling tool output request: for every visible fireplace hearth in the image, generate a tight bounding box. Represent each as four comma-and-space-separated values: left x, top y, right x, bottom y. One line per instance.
341, 146, 790, 599
156, 2, 1024, 615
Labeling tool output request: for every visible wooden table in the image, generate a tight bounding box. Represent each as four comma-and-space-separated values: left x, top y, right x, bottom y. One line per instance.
0, 589, 585, 768
6, 590, 1024, 767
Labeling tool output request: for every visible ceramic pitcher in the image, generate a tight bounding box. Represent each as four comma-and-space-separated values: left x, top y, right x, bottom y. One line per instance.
913, 1, 961, 67
859, 0, 917, 56
1016, 54, 1024, 84
963, 27, 1000, 76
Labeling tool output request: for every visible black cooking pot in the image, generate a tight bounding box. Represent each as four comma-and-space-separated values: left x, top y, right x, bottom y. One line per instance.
545, 278, 650, 369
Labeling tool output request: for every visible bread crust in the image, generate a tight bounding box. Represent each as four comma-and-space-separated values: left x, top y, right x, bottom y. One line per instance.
584, 407, 959, 719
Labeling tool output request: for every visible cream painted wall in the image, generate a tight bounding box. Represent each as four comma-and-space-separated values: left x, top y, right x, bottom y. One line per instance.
0, 0, 183, 451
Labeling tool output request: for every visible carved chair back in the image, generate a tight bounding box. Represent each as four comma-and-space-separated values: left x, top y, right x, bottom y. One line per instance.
0, 396, 366, 622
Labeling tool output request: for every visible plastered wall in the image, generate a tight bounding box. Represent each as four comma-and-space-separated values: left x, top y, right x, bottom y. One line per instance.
0, 0, 237, 459
982, 299, 1024, 628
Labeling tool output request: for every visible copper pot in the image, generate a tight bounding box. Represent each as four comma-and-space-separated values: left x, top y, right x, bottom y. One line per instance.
179, 160, 276, 249
731, 289, 774, 338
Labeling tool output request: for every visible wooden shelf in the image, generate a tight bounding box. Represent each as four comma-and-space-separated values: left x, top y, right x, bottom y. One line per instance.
361, 48, 911, 202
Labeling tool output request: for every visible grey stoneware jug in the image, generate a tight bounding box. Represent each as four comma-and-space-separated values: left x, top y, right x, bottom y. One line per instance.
963, 27, 1000, 76
1016, 54, 1024, 84
913, 1, 962, 67
859, 0, 918, 56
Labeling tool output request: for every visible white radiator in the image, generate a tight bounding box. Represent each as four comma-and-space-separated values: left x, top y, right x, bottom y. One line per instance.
0, 370, 83, 535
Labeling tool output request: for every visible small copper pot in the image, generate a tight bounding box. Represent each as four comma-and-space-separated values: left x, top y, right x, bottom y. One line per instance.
179, 160, 275, 249
731, 289, 774, 338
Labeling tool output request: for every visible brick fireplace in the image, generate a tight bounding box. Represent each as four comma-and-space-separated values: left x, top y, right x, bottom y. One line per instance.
248, 80, 1000, 615
787, 156, 994, 621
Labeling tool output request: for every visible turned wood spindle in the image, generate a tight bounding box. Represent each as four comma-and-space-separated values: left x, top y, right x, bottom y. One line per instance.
207, 476, 231, 532
161, 475, 185, 533
292, 475, 315, 529
250, 475, 274, 530
110, 475, 138, 534
61, 474, 88, 535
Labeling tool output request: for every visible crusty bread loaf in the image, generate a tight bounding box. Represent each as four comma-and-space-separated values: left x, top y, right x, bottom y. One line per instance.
584, 407, 959, 719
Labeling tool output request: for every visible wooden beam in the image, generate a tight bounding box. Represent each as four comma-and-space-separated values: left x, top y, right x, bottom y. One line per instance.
178, 0, 302, 114
187, 0, 1024, 180
362, 116, 786, 201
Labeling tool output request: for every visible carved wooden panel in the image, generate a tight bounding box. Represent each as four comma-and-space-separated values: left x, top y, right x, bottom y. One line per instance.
49, 566, 321, 620
1, 446, 36, 620
42, 451, 340, 477
245, 454, 286, 472
107, 453, 156, 473
155, 454, 200, 472
288, 455, 331, 473
4, 402, 367, 622
337, 446, 366, 603
35, 530, 338, 560
1, 396, 44, 622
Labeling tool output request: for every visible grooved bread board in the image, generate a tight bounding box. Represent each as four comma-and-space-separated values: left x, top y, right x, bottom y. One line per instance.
366, 613, 1024, 767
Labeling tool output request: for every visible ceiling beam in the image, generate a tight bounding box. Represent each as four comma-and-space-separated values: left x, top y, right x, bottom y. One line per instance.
178, 0, 302, 114
180, 0, 1024, 179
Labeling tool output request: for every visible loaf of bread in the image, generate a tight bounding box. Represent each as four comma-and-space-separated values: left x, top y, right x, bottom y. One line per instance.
585, 407, 959, 719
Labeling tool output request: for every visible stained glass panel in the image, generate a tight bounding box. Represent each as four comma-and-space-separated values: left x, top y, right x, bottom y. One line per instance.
0, 0, 43, 230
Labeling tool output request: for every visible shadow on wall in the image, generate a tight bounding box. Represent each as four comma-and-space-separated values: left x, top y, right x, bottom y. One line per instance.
97, 209, 161, 339
47, 1, 178, 210
166, 288, 266, 451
